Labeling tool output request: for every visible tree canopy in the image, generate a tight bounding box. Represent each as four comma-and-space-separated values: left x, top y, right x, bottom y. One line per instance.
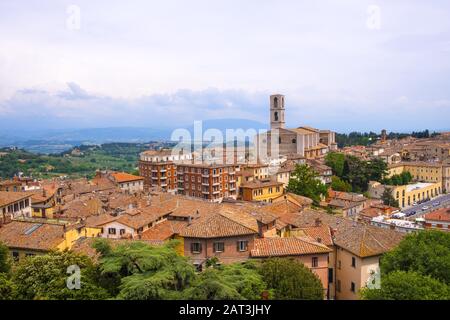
259, 258, 324, 300
361, 271, 450, 300
287, 164, 328, 205
381, 187, 399, 207
362, 230, 450, 300
381, 231, 450, 284
12, 250, 108, 300
326, 153, 387, 193
0, 242, 11, 274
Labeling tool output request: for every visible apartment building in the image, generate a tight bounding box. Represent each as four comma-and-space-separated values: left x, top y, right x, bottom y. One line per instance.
0, 191, 32, 223
177, 164, 237, 202
139, 149, 193, 192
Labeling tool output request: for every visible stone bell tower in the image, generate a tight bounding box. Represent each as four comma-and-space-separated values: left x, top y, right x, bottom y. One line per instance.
270, 94, 285, 130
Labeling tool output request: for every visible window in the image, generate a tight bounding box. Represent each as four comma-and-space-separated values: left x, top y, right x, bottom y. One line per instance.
12, 251, 19, 261
338, 260, 341, 270
213, 242, 225, 253
312, 257, 318, 268
108, 228, 116, 235
351, 282, 356, 293
337, 280, 341, 292
191, 242, 202, 253
120, 229, 126, 235
25, 253, 35, 257
351, 257, 356, 268
237, 240, 248, 252
328, 268, 333, 283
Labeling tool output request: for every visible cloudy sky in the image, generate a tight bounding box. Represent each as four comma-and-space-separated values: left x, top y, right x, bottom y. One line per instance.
0, 0, 450, 133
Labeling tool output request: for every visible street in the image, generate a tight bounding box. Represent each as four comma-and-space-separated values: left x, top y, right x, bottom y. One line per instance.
401, 193, 450, 220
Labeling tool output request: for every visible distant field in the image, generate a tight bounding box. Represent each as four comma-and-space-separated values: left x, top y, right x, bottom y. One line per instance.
0, 142, 173, 179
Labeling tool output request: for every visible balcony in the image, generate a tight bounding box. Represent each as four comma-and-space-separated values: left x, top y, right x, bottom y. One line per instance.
202, 174, 210, 178
160, 176, 167, 180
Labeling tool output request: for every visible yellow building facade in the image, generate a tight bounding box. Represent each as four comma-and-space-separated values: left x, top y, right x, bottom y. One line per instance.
240, 180, 284, 203
387, 162, 446, 193
391, 182, 442, 208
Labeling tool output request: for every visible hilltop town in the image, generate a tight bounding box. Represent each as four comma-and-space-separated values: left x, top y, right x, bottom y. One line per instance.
1, 94, 450, 300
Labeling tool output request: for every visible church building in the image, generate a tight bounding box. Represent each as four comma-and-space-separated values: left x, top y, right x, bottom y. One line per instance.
256, 94, 337, 160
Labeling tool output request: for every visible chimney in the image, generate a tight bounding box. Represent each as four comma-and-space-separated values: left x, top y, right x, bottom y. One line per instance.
42, 188, 47, 198
315, 218, 321, 227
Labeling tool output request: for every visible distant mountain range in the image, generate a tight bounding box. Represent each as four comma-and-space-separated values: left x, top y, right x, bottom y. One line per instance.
0, 119, 268, 154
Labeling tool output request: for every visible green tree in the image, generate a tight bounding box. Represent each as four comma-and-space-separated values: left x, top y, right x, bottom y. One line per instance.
342, 155, 369, 192
287, 164, 328, 205
366, 158, 388, 182
94, 240, 196, 300
361, 271, 450, 300
0, 273, 16, 300
381, 230, 450, 285
325, 152, 345, 177
183, 262, 267, 300
331, 176, 352, 192
400, 171, 413, 185
381, 187, 399, 207
12, 250, 108, 300
259, 258, 324, 300
0, 242, 11, 274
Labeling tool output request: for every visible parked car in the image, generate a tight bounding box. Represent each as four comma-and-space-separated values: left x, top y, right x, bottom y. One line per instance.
422, 206, 430, 211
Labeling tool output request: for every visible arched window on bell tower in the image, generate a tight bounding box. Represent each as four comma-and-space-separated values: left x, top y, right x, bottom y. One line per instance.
270, 94, 286, 130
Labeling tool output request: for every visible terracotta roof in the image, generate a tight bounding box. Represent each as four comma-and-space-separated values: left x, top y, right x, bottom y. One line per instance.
85, 214, 118, 228
329, 190, 367, 202
359, 207, 384, 219
141, 149, 174, 156
424, 208, 450, 222
180, 213, 258, 238
110, 172, 144, 183
297, 225, 333, 246
292, 209, 405, 258
112, 206, 171, 230
140, 220, 188, 241
273, 193, 313, 207
60, 197, 104, 219
0, 220, 66, 251
240, 179, 283, 189
251, 237, 331, 258
0, 191, 31, 207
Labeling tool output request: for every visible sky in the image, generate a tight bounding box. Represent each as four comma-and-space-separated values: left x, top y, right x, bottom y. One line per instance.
0, 0, 450, 133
